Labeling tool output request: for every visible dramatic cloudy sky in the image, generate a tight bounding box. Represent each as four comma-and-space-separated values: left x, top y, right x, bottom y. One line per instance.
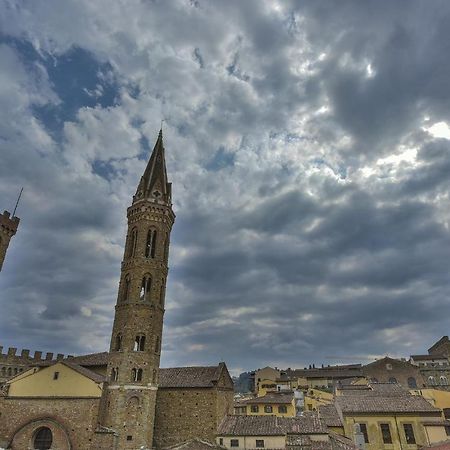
1, 0, 450, 375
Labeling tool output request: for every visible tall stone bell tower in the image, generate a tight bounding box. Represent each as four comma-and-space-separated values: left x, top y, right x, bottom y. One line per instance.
101, 129, 175, 449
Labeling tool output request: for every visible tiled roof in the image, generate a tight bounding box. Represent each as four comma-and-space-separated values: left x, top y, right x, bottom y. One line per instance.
159, 363, 225, 388
335, 390, 439, 414
411, 354, 447, 361
286, 434, 332, 449
162, 438, 223, 449
69, 352, 109, 366
422, 420, 450, 426
338, 382, 409, 396
420, 441, 450, 450
218, 414, 327, 436
62, 360, 107, 383
318, 404, 343, 427
242, 392, 294, 405
329, 431, 359, 449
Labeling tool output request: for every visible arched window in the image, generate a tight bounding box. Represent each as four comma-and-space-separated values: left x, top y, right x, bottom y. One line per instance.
145, 229, 157, 258
7, 367, 12, 376
440, 375, 448, 386
34, 427, 53, 450
388, 377, 397, 384
131, 368, 143, 382
14, 367, 18, 375
134, 335, 146, 351
408, 377, 417, 388
160, 279, 165, 306
115, 334, 123, 351
111, 367, 119, 382
123, 275, 131, 302
428, 376, 436, 386
1, 367, 5, 376
128, 228, 138, 258
155, 336, 160, 354
164, 233, 169, 261
140, 275, 152, 301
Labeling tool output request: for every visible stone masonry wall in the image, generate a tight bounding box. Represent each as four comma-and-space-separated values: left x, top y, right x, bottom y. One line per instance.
154, 387, 233, 449
0, 397, 100, 450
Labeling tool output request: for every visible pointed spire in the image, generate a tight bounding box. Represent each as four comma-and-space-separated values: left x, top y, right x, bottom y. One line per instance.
134, 129, 172, 205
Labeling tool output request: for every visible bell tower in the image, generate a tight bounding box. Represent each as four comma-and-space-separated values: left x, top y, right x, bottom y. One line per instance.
0, 210, 20, 272
102, 130, 175, 449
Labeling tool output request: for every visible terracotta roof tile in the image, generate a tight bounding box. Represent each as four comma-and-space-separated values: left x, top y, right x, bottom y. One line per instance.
218, 414, 327, 436
159, 364, 225, 388
242, 392, 294, 405
318, 404, 343, 427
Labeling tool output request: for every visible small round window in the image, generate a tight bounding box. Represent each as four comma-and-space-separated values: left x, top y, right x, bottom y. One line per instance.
34, 426, 53, 450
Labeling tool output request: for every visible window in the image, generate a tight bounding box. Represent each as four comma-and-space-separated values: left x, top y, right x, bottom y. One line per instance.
160, 279, 165, 306
53, 371, 59, 380
380, 424, 392, 444
115, 334, 123, 351
111, 367, 119, 382
403, 424, 416, 444
164, 233, 169, 261
128, 228, 138, 258
441, 375, 448, 385
145, 229, 157, 258
445, 425, 450, 436
359, 423, 369, 443
219, 438, 223, 446
230, 439, 239, 447
134, 335, 146, 351
155, 336, 160, 353
256, 439, 265, 448
264, 405, 273, 413
127, 435, 133, 441
123, 275, 131, 301
131, 368, 143, 382
7, 367, 11, 376
250, 405, 259, 413
388, 377, 397, 383
140, 275, 152, 301
429, 376, 436, 385
386, 363, 393, 370
407, 377, 417, 388
278, 405, 287, 414
34, 427, 53, 450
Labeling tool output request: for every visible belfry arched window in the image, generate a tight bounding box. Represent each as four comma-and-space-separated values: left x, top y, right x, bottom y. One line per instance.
441, 375, 448, 385
34, 427, 53, 450
123, 275, 131, 302
134, 335, 146, 351
131, 368, 143, 382
111, 367, 119, 382
429, 376, 436, 385
145, 229, 157, 258
115, 334, 123, 351
140, 275, 152, 301
128, 228, 138, 258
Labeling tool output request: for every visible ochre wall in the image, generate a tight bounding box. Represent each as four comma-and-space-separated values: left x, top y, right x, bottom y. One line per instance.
7, 363, 102, 398
342, 413, 441, 450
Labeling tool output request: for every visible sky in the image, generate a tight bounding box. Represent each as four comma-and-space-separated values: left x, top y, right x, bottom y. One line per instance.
1, 0, 450, 375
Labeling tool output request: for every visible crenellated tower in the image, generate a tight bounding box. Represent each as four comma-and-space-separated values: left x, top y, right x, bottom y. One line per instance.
0, 210, 20, 272
102, 130, 175, 449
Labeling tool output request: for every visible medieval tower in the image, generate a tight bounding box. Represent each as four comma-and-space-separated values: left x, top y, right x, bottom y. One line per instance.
101, 130, 175, 449
0, 210, 20, 272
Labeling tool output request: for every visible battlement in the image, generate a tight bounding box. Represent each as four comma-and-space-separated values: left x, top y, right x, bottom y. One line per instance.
0, 210, 20, 233
0, 345, 72, 362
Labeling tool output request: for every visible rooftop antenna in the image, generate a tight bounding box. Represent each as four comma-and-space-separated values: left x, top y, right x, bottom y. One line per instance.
12, 187, 23, 217
160, 118, 165, 131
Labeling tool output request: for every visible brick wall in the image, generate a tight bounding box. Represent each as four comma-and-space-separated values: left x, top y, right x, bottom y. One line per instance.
154, 386, 233, 449
0, 396, 100, 449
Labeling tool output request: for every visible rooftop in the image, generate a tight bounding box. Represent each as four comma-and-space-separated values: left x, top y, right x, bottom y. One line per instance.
241, 392, 294, 405
218, 414, 327, 436
159, 363, 227, 388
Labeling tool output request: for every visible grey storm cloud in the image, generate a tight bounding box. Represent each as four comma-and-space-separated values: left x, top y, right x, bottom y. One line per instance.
0, 0, 450, 373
